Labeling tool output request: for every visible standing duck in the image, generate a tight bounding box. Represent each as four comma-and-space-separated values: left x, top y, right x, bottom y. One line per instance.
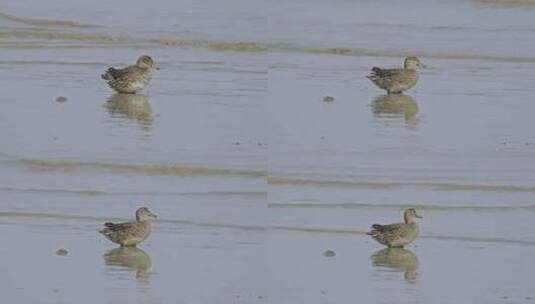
99, 207, 157, 247
367, 208, 422, 248
102, 55, 156, 94
366, 57, 424, 94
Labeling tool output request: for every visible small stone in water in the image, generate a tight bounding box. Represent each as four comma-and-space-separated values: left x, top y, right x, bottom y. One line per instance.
56, 249, 68, 256
323, 250, 336, 257
323, 96, 335, 102
55, 96, 67, 103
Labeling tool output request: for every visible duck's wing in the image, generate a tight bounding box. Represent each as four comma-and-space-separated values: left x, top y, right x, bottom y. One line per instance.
368, 222, 404, 234
367, 67, 404, 80
99, 221, 136, 234
101, 66, 136, 81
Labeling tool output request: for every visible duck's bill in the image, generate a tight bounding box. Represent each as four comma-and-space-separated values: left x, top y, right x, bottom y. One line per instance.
415, 214, 423, 218
421, 64, 428, 68
154, 67, 161, 70
150, 213, 158, 219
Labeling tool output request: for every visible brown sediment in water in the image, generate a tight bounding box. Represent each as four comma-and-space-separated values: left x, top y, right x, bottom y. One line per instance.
303, 45, 535, 63
0, 211, 266, 232
473, 0, 535, 8
269, 41, 535, 63
0, 28, 269, 52
2, 11, 535, 63
0, 60, 121, 66
0, 30, 130, 43
0, 11, 95, 28
268, 176, 535, 193
20, 158, 266, 178
208, 41, 268, 52
268, 202, 535, 211
0, 186, 265, 198
0, 153, 265, 177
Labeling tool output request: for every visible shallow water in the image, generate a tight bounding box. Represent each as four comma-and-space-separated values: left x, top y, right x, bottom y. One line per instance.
1, 0, 535, 303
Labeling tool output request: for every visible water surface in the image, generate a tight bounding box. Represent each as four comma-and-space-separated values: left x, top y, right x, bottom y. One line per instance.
2, 0, 535, 303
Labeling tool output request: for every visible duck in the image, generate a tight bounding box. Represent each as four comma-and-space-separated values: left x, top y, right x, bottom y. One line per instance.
99, 207, 157, 247
367, 208, 422, 248
366, 56, 424, 94
102, 55, 156, 94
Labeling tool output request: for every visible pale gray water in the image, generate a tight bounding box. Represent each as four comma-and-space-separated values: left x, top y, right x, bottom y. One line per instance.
266, 0, 535, 302
1, 0, 535, 303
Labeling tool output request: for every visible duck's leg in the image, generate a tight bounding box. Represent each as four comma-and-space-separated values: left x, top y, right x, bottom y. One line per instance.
120, 243, 137, 248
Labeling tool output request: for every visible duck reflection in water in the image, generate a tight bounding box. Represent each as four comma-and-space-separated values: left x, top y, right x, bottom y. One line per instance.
104, 247, 152, 282
371, 94, 419, 126
105, 94, 153, 130
371, 248, 419, 283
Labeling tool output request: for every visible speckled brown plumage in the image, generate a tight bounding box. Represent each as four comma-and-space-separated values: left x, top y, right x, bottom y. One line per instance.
102, 55, 155, 94
367, 208, 422, 248
367, 57, 423, 94
99, 207, 157, 247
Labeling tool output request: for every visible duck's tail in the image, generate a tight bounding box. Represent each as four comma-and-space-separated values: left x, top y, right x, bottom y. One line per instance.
371, 224, 383, 230
366, 67, 382, 80
367, 224, 383, 235
99, 222, 115, 234
101, 68, 117, 80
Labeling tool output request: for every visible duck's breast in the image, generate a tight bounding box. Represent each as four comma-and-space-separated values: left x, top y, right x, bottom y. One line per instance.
390, 224, 419, 247
122, 222, 152, 246
395, 70, 418, 92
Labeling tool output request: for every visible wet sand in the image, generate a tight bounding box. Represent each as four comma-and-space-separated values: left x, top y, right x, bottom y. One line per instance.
0, 0, 267, 303
266, 0, 535, 303
268, 230, 535, 304
0, 214, 266, 303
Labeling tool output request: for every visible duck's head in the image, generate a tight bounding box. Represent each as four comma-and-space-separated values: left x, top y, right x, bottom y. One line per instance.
136, 207, 157, 222
136, 55, 155, 70
404, 56, 425, 70
404, 208, 422, 224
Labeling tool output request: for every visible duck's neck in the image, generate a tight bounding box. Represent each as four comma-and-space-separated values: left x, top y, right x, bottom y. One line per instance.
136, 65, 151, 71
404, 215, 418, 224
